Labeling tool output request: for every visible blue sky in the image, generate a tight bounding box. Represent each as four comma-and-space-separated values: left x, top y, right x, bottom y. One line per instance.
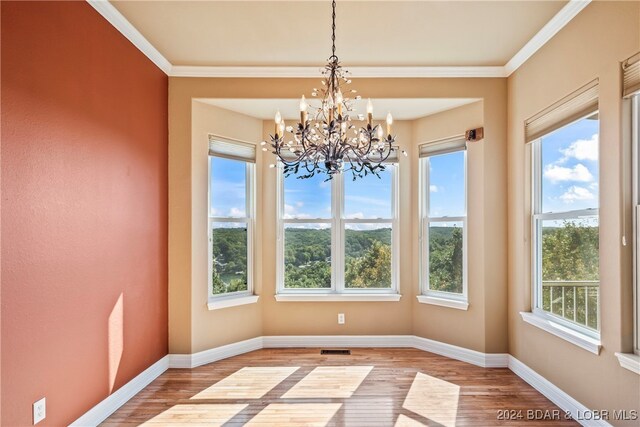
540, 115, 599, 213
209, 156, 247, 217
428, 151, 465, 218
210, 115, 598, 221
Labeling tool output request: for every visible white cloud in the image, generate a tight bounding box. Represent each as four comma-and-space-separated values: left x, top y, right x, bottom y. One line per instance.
543, 163, 593, 183
560, 133, 598, 162
430, 185, 439, 193
345, 195, 389, 207
283, 203, 312, 219
560, 186, 595, 203
229, 207, 246, 216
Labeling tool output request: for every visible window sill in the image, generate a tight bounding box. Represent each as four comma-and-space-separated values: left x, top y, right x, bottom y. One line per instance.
615, 352, 640, 375
274, 294, 402, 302
416, 295, 468, 310
207, 295, 259, 310
520, 312, 601, 355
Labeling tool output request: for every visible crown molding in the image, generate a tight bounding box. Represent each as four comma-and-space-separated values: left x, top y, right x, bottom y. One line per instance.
168, 65, 507, 78
86, 0, 172, 74
87, 0, 590, 79
504, 0, 591, 76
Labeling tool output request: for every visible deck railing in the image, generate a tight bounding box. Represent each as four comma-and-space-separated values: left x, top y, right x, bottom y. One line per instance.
541, 281, 599, 330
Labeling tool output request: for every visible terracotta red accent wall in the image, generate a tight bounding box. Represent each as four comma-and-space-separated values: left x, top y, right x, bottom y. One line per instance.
1, 2, 168, 425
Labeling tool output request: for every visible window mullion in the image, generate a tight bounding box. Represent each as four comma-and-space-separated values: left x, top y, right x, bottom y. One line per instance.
332, 173, 344, 293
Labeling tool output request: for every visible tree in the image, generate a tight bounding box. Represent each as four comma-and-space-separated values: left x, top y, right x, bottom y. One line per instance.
345, 241, 391, 287
428, 226, 463, 293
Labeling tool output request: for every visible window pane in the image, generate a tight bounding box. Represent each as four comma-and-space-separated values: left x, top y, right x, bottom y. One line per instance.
428, 151, 465, 217
284, 172, 331, 219
210, 156, 246, 217
211, 222, 248, 294
540, 216, 599, 330
344, 167, 392, 219
284, 224, 331, 288
541, 114, 599, 213
428, 221, 464, 294
345, 224, 392, 288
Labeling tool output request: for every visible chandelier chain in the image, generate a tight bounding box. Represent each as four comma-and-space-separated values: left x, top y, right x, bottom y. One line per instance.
331, 0, 336, 60
268, 0, 401, 181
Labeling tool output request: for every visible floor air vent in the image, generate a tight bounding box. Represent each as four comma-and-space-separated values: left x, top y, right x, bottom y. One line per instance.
320, 349, 351, 355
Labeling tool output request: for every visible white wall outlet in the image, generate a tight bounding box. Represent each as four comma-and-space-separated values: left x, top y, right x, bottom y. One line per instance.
338, 313, 345, 324
33, 397, 46, 425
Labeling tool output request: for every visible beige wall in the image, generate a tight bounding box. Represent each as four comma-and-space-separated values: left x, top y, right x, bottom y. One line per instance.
411, 102, 495, 352
507, 1, 640, 422
170, 101, 264, 353
169, 77, 507, 354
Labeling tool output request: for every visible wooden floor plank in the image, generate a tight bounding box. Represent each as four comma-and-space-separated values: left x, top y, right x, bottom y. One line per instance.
101, 348, 577, 426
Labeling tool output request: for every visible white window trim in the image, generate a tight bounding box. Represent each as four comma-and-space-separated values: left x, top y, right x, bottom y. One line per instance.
275, 294, 401, 302
520, 312, 601, 355
276, 164, 400, 296
419, 149, 468, 306
632, 95, 640, 356
614, 352, 640, 375
528, 117, 601, 345
208, 156, 256, 306
208, 295, 260, 310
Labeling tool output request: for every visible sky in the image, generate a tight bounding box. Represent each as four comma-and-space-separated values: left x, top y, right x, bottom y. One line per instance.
540, 115, 599, 214
428, 150, 465, 218
210, 114, 599, 224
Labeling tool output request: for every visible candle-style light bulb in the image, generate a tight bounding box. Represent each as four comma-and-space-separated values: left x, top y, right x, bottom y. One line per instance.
336, 90, 343, 116
377, 125, 383, 140
300, 96, 308, 123
274, 110, 282, 136
366, 99, 373, 126
386, 112, 393, 136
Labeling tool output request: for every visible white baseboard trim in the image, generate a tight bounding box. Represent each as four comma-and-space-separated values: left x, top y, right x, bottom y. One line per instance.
69, 355, 169, 427
262, 335, 414, 349
507, 356, 611, 427
169, 337, 263, 369
412, 336, 509, 368
71, 336, 604, 427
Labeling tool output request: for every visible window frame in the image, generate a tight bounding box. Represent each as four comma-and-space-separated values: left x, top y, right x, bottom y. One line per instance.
207, 154, 256, 302
530, 112, 600, 341
276, 164, 399, 295
419, 148, 468, 304
632, 95, 640, 355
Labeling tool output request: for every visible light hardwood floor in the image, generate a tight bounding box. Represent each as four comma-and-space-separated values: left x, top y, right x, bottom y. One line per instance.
102, 348, 577, 426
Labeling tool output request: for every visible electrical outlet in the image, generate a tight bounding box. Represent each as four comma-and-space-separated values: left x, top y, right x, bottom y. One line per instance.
338, 313, 345, 324
33, 397, 46, 425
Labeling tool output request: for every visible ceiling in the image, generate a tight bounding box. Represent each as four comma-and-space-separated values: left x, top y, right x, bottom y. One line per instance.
111, 0, 567, 68
197, 98, 481, 121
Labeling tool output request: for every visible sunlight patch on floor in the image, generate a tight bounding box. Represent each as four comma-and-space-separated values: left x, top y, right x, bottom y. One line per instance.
394, 414, 427, 426
281, 366, 373, 398
402, 372, 459, 427
245, 403, 342, 426
191, 366, 299, 399
140, 404, 247, 426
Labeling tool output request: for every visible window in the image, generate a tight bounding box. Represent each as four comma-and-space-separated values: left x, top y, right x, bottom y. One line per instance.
277, 166, 398, 294
419, 138, 467, 305
532, 113, 600, 337
633, 94, 640, 355
208, 139, 255, 300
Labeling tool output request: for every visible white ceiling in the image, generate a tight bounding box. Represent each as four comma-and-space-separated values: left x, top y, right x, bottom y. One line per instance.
111, 0, 567, 68
197, 98, 480, 120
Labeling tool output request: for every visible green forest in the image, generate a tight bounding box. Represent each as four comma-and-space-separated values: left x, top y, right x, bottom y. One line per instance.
540, 221, 599, 329
212, 221, 600, 329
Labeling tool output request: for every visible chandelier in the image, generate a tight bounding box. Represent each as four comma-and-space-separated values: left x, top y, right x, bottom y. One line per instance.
264, 0, 404, 180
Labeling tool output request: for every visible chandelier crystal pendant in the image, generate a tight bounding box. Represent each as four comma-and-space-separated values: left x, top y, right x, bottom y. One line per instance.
264, 0, 405, 180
